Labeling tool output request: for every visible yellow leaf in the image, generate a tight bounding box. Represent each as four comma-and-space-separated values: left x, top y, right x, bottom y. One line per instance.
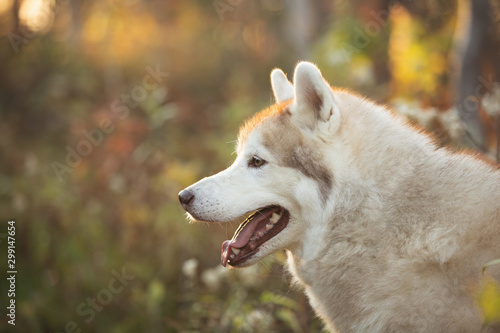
476, 277, 500, 324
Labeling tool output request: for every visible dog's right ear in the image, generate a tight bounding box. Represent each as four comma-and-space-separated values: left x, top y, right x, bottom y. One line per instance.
271, 69, 294, 103
292, 62, 340, 133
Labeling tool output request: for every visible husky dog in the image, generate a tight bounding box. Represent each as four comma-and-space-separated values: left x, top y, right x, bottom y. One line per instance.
178, 62, 500, 332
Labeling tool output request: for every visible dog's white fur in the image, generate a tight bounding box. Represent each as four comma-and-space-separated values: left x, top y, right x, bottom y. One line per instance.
182, 62, 500, 332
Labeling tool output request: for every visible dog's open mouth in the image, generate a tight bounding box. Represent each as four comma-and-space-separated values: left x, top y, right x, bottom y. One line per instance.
221, 205, 290, 267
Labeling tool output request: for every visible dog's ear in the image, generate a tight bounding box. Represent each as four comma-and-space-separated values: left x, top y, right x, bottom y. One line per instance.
292, 62, 340, 132
271, 68, 294, 103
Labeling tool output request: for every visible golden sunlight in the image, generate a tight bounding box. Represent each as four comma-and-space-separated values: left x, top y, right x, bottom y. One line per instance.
0, 0, 13, 15
19, 0, 53, 32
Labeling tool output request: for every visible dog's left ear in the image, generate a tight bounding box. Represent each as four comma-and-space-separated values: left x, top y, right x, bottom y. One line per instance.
292, 62, 340, 132
271, 68, 294, 103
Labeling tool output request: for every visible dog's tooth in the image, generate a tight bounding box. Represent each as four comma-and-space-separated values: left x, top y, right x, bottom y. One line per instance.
230, 253, 235, 259
266, 223, 273, 231
270, 213, 280, 224
232, 248, 240, 255
256, 231, 264, 237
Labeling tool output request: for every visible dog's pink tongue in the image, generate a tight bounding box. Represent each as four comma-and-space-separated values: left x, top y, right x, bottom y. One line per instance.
221, 213, 264, 267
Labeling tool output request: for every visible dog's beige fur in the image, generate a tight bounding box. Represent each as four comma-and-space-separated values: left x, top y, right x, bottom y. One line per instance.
181, 62, 500, 332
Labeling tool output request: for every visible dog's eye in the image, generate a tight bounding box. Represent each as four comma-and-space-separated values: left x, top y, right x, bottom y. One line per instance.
249, 156, 266, 168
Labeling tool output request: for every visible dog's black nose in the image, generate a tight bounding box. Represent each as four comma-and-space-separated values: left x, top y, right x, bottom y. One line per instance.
178, 189, 195, 209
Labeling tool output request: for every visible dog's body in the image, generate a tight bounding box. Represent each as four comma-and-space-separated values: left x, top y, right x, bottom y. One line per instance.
179, 62, 500, 332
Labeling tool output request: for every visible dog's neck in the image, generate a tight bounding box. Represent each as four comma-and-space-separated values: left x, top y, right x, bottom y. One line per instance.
284, 92, 434, 286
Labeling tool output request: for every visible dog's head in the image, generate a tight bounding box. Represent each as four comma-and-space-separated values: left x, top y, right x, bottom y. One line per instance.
179, 62, 342, 267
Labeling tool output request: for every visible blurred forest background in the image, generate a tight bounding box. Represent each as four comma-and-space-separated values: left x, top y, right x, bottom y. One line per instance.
1, 0, 499, 332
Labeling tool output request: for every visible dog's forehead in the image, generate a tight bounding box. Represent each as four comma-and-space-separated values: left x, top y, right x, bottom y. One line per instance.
238, 101, 293, 149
